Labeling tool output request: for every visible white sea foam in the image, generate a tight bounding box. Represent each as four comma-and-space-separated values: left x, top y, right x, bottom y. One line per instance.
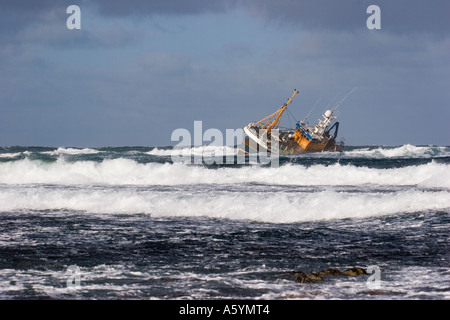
148, 146, 238, 157
44, 147, 100, 155
344, 144, 449, 158
0, 152, 23, 159
0, 158, 449, 189
1, 144, 447, 161
1, 183, 449, 223
148, 144, 449, 159
1, 145, 449, 223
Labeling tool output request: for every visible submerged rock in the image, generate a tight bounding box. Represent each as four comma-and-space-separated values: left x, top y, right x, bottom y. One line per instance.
293, 271, 324, 283
292, 267, 367, 284
342, 267, 367, 276
316, 268, 342, 276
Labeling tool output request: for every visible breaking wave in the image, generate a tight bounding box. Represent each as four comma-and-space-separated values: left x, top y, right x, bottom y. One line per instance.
0, 157, 449, 188
1, 144, 449, 160
0, 185, 448, 223
341, 144, 450, 159
1, 144, 449, 223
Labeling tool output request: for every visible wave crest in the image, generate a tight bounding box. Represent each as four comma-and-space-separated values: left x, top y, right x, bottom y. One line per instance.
0, 157, 449, 189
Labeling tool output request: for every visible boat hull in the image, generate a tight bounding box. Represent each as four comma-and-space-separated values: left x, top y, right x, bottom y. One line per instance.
240, 127, 344, 155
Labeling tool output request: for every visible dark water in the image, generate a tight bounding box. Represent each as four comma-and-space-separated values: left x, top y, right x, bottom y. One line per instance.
0, 145, 449, 299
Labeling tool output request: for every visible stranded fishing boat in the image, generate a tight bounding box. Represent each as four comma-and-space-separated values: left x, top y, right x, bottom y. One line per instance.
241, 89, 345, 155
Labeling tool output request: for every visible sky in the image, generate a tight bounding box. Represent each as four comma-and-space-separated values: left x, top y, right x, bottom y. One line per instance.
0, 0, 449, 147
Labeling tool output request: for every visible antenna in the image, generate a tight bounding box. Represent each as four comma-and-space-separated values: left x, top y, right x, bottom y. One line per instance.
333, 87, 358, 112
326, 94, 339, 110
303, 97, 321, 123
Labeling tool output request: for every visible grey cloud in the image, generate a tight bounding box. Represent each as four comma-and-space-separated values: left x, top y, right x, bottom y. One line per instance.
2, 0, 448, 43
0, 0, 71, 37
241, 0, 450, 35
89, 0, 239, 16
291, 30, 449, 69
0, 0, 144, 49
85, 0, 450, 35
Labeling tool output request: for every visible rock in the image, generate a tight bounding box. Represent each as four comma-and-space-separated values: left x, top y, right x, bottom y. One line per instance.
316, 268, 343, 276
342, 267, 367, 276
293, 271, 324, 283
295, 273, 323, 283
307, 273, 324, 282
292, 266, 367, 284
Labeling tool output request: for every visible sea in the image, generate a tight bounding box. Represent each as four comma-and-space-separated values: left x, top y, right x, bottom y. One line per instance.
0, 144, 449, 302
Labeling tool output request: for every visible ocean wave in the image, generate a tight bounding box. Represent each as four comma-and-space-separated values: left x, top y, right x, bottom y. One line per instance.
148, 146, 238, 157
342, 144, 450, 158
1, 144, 448, 161
0, 157, 449, 189
43, 147, 101, 156
148, 144, 450, 159
1, 186, 448, 223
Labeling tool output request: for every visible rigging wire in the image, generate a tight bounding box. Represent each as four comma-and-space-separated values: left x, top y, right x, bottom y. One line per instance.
286, 107, 298, 126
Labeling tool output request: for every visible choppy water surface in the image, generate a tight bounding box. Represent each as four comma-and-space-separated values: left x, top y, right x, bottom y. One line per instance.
0, 145, 449, 299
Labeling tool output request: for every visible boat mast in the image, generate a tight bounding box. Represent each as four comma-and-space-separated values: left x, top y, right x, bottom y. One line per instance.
252, 89, 299, 132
